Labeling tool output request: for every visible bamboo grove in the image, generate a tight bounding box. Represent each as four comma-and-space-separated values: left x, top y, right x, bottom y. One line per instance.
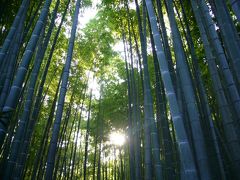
0, 0, 240, 179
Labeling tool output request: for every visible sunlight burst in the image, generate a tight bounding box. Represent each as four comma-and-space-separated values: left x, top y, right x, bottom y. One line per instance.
109, 132, 126, 146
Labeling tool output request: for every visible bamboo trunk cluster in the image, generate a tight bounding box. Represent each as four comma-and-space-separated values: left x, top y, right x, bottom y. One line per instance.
0, 0, 240, 179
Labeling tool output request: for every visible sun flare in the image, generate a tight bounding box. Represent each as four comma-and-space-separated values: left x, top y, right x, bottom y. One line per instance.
109, 132, 126, 146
